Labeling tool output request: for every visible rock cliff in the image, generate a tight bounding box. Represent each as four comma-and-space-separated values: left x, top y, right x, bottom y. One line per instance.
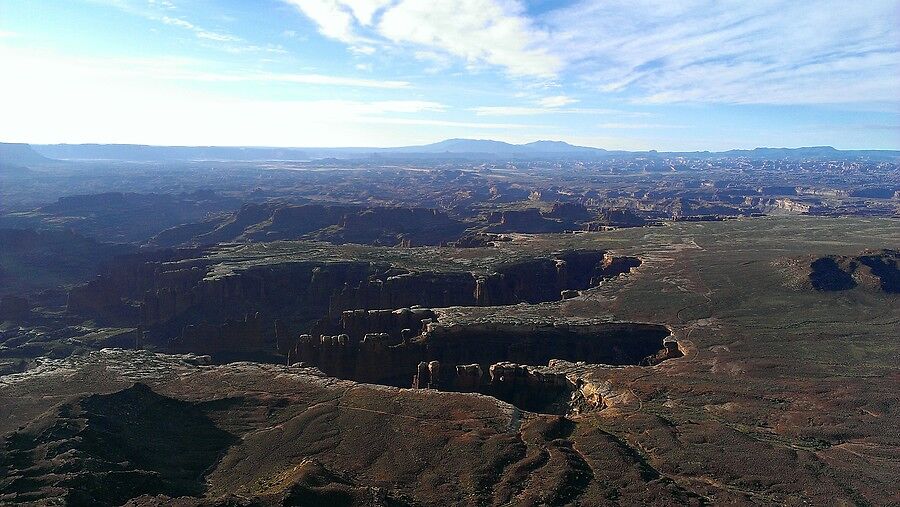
288, 319, 676, 413
65, 247, 642, 357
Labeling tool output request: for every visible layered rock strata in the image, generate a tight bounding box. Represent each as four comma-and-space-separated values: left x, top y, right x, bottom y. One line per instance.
288, 320, 678, 413
66, 249, 642, 356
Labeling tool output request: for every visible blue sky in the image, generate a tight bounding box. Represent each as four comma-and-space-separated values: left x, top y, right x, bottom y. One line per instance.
1, 0, 898, 150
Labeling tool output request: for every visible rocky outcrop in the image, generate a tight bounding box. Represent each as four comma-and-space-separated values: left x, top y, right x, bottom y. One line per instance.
329, 307, 436, 342
413, 360, 578, 414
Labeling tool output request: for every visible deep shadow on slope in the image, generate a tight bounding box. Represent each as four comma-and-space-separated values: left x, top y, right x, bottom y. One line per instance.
858, 251, 900, 293
809, 250, 899, 293
809, 257, 857, 291
0, 383, 237, 506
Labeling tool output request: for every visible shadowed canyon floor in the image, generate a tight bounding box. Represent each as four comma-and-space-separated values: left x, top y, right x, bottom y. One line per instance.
1, 216, 898, 505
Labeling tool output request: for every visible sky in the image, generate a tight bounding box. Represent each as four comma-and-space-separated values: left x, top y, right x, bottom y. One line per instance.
0, 0, 898, 150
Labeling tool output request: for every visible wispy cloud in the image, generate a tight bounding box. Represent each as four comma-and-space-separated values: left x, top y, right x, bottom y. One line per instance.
161, 15, 241, 42
861, 125, 900, 131
357, 117, 539, 130
470, 106, 648, 117
595, 122, 685, 130
537, 95, 578, 108
169, 70, 410, 89
95, 0, 285, 55
147, 0, 176, 9
283, 0, 561, 78
545, 0, 900, 105
1, 47, 410, 89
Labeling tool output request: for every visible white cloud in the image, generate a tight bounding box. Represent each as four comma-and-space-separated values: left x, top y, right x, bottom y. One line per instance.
284, 0, 360, 43
284, 0, 561, 77
0, 30, 17, 38
377, 1, 559, 77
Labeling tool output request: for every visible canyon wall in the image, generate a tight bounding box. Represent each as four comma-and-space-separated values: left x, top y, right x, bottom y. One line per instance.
289, 320, 674, 385
66, 249, 642, 357
288, 320, 676, 414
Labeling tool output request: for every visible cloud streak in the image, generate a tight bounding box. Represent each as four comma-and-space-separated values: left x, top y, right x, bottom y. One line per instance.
96, 0, 286, 54
545, 0, 900, 105
3, 47, 409, 90
160, 16, 241, 42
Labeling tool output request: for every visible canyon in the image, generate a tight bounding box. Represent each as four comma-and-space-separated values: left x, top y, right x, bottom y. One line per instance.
65, 246, 643, 360
1, 137, 897, 505
292, 316, 679, 413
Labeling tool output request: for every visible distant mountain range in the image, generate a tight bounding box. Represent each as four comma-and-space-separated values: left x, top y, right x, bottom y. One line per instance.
1, 140, 897, 163
388, 138, 605, 155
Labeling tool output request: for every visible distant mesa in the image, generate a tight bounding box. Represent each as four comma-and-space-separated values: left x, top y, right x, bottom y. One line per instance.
0, 142, 52, 169
31, 143, 311, 162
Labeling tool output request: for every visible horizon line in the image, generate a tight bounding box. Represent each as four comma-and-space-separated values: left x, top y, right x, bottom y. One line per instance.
5, 139, 899, 153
